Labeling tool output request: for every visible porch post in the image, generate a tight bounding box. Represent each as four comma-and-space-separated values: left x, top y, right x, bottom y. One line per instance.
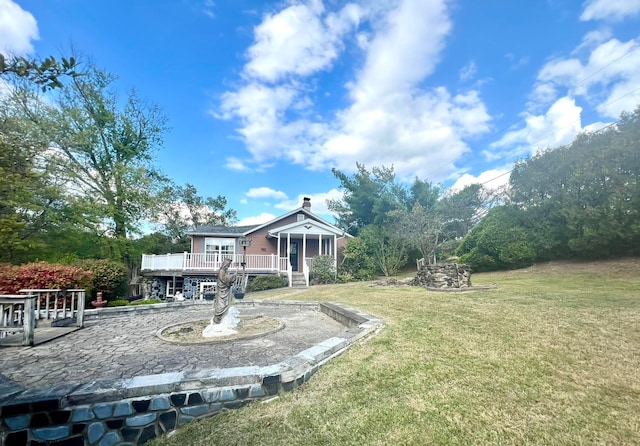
287, 233, 291, 267
334, 234, 338, 280
277, 233, 281, 267
303, 233, 307, 268
287, 233, 292, 287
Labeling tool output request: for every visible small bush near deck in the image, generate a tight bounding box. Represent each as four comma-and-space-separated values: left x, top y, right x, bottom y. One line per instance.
248, 274, 287, 292
106, 299, 130, 307
130, 299, 163, 305
310, 255, 336, 284
72, 259, 128, 300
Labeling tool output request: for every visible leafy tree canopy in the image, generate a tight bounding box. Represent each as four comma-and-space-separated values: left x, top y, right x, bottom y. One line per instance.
0, 54, 80, 91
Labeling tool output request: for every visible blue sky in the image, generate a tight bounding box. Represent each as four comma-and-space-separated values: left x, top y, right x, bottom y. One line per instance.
2, 0, 640, 225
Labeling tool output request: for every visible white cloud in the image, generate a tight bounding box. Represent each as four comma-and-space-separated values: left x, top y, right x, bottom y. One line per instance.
580, 0, 640, 22
0, 0, 39, 56
224, 156, 253, 172
449, 168, 511, 194
245, 187, 288, 200
574, 28, 613, 53
274, 189, 342, 217
459, 61, 477, 82
236, 212, 276, 226
348, 0, 451, 105
505, 52, 529, 70
318, 86, 490, 181
490, 97, 584, 158
202, 0, 215, 18
244, 0, 361, 82
216, 0, 492, 183
218, 82, 303, 164
532, 36, 640, 118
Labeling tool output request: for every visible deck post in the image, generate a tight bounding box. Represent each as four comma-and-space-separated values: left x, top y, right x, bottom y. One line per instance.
23, 295, 35, 346
76, 290, 85, 328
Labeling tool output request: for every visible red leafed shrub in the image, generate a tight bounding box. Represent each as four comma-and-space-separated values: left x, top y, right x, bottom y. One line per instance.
0, 262, 92, 294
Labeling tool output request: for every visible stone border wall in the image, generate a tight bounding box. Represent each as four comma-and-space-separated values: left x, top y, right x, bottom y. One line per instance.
412, 263, 472, 289
0, 301, 383, 445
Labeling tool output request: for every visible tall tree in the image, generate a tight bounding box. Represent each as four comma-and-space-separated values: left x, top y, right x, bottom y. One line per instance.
158, 183, 237, 248
0, 102, 70, 262
328, 163, 406, 234
408, 178, 440, 210
389, 204, 446, 265
510, 106, 640, 258
17, 64, 170, 275
437, 183, 485, 239
0, 53, 82, 262
359, 224, 408, 276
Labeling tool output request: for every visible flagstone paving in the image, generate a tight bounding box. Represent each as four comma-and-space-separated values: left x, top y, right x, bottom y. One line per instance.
0, 300, 347, 391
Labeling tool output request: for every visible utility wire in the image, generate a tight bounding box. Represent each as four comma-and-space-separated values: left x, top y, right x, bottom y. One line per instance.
431, 44, 640, 183
477, 86, 640, 186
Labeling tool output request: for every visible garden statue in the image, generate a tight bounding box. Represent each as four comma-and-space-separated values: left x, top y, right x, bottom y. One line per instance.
203, 258, 241, 337
213, 258, 238, 324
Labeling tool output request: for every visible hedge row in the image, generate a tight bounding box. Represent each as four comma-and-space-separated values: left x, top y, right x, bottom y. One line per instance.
0, 260, 127, 298
0, 262, 91, 294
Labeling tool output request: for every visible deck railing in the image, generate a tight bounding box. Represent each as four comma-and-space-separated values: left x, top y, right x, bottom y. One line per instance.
19, 289, 86, 328
142, 253, 281, 272
142, 253, 185, 270
0, 295, 36, 346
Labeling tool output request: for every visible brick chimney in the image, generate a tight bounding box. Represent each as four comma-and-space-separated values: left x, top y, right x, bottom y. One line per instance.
302, 197, 311, 210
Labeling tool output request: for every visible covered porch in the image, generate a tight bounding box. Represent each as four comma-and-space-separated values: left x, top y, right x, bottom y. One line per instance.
269, 218, 341, 287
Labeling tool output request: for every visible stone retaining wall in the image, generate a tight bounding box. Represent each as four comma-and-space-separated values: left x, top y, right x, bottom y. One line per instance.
0, 301, 384, 445
412, 263, 472, 289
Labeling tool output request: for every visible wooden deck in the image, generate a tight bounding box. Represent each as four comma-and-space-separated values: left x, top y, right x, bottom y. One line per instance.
0, 326, 81, 347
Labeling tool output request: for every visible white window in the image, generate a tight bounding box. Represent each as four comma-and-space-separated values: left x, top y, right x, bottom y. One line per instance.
166, 277, 184, 297
204, 238, 235, 261
297, 214, 305, 221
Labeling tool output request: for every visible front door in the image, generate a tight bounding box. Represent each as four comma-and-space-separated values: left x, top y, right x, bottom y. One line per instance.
290, 241, 299, 271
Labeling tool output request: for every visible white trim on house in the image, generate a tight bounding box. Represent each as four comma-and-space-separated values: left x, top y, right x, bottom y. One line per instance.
267, 218, 343, 238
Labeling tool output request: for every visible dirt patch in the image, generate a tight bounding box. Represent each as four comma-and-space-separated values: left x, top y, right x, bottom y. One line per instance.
368, 278, 414, 287
158, 316, 283, 344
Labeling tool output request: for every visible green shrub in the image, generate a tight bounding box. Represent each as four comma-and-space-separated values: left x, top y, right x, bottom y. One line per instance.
337, 272, 356, 283
457, 206, 536, 271
310, 255, 336, 284
73, 259, 127, 300
107, 299, 130, 307
339, 237, 377, 281
130, 299, 163, 305
249, 274, 287, 291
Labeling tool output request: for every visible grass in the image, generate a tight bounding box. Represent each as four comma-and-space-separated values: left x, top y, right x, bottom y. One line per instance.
149, 259, 640, 445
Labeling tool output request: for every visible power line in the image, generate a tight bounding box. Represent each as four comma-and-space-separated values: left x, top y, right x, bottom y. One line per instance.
477, 86, 639, 187
432, 44, 640, 183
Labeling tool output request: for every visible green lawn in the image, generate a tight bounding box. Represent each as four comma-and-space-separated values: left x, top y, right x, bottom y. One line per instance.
150, 260, 640, 445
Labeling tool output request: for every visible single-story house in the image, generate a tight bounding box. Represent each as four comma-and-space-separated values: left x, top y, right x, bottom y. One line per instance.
140, 198, 351, 299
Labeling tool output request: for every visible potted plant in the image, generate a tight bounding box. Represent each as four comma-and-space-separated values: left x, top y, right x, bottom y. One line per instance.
232, 284, 245, 300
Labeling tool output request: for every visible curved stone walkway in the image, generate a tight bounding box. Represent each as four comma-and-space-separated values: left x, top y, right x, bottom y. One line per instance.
0, 301, 346, 390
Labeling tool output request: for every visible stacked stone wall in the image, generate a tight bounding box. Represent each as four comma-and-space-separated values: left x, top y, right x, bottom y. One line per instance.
1, 381, 289, 445
412, 263, 472, 289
